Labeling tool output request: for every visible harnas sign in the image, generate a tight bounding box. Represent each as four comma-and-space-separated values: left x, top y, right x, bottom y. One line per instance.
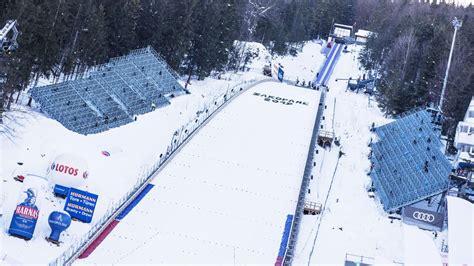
253, 92, 308, 106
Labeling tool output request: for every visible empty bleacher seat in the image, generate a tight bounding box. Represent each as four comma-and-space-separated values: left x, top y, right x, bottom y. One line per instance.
30, 46, 184, 135
370, 109, 451, 212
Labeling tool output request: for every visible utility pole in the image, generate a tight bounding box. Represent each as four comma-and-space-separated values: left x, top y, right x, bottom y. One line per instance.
439, 17, 462, 113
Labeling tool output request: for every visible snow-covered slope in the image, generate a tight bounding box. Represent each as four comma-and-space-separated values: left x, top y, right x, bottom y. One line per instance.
0, 40, 326, 264
81, 82, 321, 264
1, 40, 447, 265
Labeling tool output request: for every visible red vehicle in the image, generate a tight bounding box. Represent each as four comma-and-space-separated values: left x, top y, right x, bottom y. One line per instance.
14, 174, 25, 182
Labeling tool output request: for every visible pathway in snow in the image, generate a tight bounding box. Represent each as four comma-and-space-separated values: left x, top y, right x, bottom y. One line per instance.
80, 82, 321, 264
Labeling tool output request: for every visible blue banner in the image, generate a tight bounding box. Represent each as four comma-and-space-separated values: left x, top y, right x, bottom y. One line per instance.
64, 187, 98, 223
54, 184, 70, 198
278, 214, 293, 257
278, 67, 284, 82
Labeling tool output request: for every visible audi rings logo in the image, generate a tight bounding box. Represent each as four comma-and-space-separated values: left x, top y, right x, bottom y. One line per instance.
413, 211, 435, 222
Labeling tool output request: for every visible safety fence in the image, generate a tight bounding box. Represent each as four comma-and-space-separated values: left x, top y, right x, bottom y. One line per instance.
283, 88, 327, 265
49, 77, 273, 266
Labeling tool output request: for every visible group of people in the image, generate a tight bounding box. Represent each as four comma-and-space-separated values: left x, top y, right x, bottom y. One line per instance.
295, 75, 321, 90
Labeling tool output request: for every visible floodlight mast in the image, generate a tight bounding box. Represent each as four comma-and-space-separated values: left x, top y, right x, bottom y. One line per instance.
439, 17, 462, 113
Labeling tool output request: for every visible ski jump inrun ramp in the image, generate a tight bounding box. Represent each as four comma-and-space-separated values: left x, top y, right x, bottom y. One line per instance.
314, 43, 343, 87
79, 82, 322, 264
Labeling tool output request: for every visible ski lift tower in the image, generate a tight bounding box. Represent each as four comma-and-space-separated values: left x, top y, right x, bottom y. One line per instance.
0, 20, 19, 54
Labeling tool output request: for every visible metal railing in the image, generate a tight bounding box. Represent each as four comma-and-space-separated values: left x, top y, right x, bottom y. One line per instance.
283, 88, 327, 265
49, 77, 273, 266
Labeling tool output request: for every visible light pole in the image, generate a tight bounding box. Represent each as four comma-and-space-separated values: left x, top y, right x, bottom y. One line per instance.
439, 17, 462, 113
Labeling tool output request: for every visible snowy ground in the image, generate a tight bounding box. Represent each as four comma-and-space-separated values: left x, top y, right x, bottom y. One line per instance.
0, 76, 239, 264
1, 40, 448, 265
0, 41, 325, 264
292, 45, 444, 265
81, 82, 321, 264
274, 42, 325, 84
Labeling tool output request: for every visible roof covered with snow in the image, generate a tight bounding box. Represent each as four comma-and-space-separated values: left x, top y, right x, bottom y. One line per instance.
370, 109, 451, 211
463, 96, 474, 124
355, 30, 374, 38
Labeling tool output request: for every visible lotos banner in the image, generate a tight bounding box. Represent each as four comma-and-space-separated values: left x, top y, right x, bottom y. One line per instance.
47, 153, 89, 188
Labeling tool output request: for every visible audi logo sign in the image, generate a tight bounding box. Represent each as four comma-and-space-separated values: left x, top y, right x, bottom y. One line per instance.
403, 206, 444, 230
412, 211, 435, 222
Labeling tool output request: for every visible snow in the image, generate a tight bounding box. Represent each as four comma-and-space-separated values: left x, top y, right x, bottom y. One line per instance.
80, 82, 321, 264
355, 29, 374, 38
447, 196, 474, 265
273, 42, 325, 84
0, 41, 325, 264
404, 224, 443, 265
0, 39, 461, 265
1, 81, 235, 263
292, 44, 445, 265
0, 57, 267, 264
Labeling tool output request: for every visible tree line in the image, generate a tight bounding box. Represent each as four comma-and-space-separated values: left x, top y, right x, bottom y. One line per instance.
0, 0, 353, 116
0, 0, 472, 137
357, 0, 473, 136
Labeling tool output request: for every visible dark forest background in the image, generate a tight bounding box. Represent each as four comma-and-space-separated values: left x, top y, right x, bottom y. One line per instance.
0, 0, 472, 136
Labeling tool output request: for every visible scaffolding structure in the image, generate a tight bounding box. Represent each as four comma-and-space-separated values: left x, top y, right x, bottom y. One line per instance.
30, 46, 185, 135
370, 109, 452, 212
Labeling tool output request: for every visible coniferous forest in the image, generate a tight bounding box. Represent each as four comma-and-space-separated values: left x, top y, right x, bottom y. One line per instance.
0, 0, 473, 136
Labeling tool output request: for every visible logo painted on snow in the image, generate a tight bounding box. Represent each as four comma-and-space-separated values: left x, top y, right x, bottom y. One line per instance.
253, 92, 309, 106
412, 211, 435, 222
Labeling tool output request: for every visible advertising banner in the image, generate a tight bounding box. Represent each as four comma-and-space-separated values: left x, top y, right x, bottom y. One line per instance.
8, 188, 40, 240
272, 62, 284, 82
403, 206, 444, 231
8, 175, 46, 240
278, 67, 284, 82
47, 211, 72, 243
64, 187, 98, 223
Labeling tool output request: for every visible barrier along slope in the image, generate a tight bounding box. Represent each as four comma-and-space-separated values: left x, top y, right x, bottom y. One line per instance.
283, 42, 344, 265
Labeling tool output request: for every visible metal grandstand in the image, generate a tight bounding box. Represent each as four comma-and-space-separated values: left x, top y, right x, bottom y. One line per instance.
30, 46, 185, 135
369, 108, 452, 212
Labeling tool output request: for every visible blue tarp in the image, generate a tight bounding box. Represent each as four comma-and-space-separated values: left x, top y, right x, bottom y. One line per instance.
277, 214, 294, 257
116, 184, 154, 221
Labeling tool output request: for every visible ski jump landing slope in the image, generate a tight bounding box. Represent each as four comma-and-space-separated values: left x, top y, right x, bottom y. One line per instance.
80, 82, 321, 264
